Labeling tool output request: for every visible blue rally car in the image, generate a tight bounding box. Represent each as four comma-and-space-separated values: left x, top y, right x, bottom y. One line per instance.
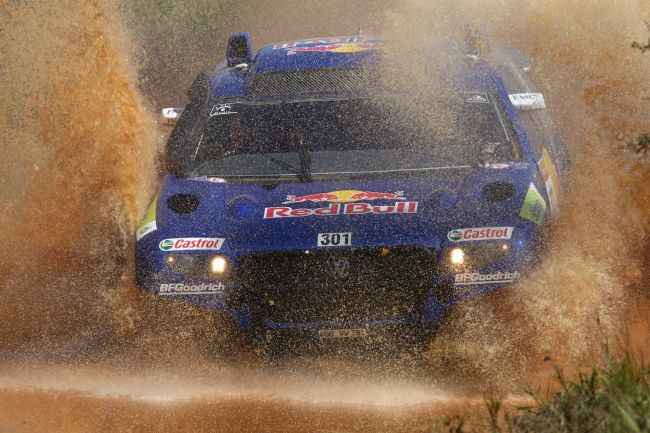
136, 32, 569, 349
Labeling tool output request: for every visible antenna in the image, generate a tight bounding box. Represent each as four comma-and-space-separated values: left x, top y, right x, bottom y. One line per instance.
357, 24, 363, 36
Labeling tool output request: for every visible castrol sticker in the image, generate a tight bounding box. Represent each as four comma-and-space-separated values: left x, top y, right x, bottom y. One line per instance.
447, 227, 513, 242
159, 238, 224, 251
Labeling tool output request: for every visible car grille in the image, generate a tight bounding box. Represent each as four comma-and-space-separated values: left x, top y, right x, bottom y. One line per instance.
238, 247, 436, 323
248, 68, 379, 96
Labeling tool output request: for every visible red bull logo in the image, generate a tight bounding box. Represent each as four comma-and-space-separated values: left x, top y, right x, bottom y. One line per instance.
268, 190, 415, 219
264, 201, 418, 219
272, 37, 382, 55
283, 190, 405, 204
286, 43, 377, 55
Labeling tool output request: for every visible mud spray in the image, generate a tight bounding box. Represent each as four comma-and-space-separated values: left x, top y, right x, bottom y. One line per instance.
0, 0, 648, 432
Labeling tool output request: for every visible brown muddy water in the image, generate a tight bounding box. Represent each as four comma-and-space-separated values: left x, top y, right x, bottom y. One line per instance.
0, 0, 649, 432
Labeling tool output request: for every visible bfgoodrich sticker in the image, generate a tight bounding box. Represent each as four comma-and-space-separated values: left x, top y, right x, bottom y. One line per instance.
454, 271, 520, 285
159, 238, 224, 251
447, 227, 513, 242
159, 282, 225, 295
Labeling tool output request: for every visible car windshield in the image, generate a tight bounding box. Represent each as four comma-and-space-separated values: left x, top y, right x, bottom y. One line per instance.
191, 91, 520, 180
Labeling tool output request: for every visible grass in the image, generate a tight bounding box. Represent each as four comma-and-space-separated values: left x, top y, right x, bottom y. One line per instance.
434, 350, 650, 433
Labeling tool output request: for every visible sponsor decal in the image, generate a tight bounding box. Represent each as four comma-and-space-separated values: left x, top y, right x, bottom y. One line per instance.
447, 227, 513, 242
273, 36, 370, 49
210, 104, 237, 117
519, 183, 547, 225
285, 43, 376, 55
160, 107, 183, 125
508, 93, 546, 110
538, 148, 562, 213
267, 190, 415, 219
135, 197, 158, 241
272, 36, 382, 55
159, 282, 225, 295
136, 221, 157, 242
465, 92, 489, 104
264, 201, 418, 219
284, 190, 405, 204
454, 271, 520, 286
159, 238, 225, 251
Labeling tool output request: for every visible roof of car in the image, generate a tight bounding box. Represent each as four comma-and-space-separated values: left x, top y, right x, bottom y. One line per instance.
209, 35, 506, 100
254, 35, 383, 74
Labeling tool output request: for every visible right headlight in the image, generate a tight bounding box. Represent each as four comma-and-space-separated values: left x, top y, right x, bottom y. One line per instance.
165, 254, 231, 280
440, 241, 511, 274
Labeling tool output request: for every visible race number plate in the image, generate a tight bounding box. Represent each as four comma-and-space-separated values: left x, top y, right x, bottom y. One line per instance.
317, 232, 352, 247
318, 328, 369, 339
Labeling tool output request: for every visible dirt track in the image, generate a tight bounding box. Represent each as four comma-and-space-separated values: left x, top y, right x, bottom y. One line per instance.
0, 363, 517, 433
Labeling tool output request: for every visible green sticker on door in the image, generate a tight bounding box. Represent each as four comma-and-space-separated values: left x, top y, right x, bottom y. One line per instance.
519, 183, 547, 225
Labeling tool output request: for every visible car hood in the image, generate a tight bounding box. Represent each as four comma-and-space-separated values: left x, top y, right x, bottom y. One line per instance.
157, 164, 539, 254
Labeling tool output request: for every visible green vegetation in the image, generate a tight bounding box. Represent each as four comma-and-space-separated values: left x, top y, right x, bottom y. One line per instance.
631, 25, 649, 156
433, 352, 650, 433
632, 134, 649, 155
631, 22, 650, 53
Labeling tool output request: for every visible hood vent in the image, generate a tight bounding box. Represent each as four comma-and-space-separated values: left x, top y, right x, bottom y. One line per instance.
249, 68, 379, 96
167, 194, 200, 215
482, 182, 516, 203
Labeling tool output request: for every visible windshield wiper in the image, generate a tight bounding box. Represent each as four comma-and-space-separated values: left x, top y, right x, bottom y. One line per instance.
257, 153, 302, 178
296, 137, 312, 183
281, 102, 312, 183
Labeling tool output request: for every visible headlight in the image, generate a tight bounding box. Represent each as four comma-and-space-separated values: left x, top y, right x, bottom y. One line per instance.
449, 248, 466, 265
165, 254, 230, 280
210, 256, 228, 274
440, 242, 511, 273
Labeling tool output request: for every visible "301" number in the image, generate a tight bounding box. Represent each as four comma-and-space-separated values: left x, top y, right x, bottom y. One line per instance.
317, 232, 352, 247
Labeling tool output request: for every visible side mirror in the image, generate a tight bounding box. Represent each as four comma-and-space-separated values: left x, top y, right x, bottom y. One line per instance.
227, 32, 252, 67
160, 107, 184, 126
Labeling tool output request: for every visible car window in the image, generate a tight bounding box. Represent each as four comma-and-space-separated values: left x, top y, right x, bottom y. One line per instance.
189, 92, 522, 179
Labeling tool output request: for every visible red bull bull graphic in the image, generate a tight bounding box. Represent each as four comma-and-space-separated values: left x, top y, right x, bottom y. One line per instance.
272, 36, 382, 55
283, 190, 405, 204
285, 43, 377, 55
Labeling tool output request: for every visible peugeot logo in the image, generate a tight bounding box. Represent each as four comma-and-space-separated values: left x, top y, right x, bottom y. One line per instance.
328, 257, 350, 278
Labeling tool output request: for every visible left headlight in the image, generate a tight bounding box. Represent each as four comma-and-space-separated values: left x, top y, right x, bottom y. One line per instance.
165, 254, 230, 280
440, 242, 511, 274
